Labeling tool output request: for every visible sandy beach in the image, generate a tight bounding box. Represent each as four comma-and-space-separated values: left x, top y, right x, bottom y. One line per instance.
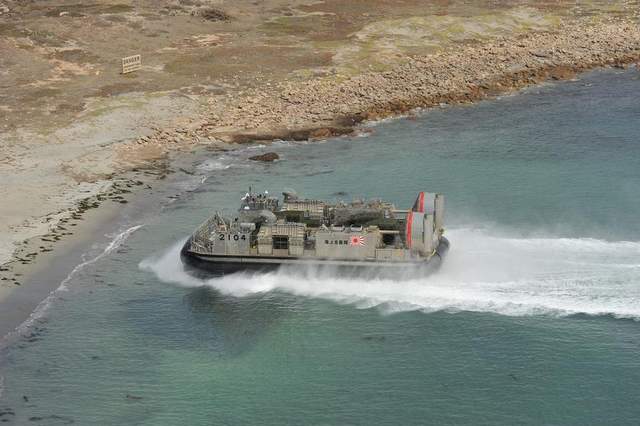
1, 0, 640, 338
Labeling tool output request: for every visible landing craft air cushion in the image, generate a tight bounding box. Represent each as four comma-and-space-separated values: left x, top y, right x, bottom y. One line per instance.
181, 190, 449, 276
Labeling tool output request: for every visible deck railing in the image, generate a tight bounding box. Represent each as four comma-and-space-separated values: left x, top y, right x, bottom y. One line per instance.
189, 215, 221, 254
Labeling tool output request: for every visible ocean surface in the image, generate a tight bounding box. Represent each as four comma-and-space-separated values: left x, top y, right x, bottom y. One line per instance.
1, 68, 639, 425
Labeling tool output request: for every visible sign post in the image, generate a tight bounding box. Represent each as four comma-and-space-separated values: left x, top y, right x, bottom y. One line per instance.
121, 54, 141, 74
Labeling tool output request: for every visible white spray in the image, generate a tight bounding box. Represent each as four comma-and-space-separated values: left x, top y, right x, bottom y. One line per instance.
140, 229, 640, 319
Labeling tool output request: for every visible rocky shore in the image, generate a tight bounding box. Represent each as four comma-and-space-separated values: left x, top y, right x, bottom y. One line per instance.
124, 17, 640, 158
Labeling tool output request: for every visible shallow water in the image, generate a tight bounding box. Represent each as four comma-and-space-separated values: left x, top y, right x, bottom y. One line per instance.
1, 68, 640, 425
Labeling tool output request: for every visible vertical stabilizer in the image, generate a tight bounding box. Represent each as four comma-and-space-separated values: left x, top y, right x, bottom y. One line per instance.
434, 194, 444, 233
412, 192, 436, 214
424, 214, 435, 254
406, 192, 442, 256
405, 211, 425, 252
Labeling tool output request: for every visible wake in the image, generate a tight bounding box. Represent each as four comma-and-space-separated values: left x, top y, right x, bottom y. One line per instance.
139, 228, 640, 319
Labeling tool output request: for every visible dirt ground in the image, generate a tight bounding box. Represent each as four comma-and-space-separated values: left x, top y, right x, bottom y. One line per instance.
2, 0, 637, 135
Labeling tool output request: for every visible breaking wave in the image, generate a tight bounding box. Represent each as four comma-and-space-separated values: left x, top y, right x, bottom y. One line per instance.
197, 158, 233, 172
58, 224, 145, 291
140, 228, 640, 319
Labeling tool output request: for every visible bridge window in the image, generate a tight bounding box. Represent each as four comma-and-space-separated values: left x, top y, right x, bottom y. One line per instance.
382, 233, 395, 246
272, 236, 289, 250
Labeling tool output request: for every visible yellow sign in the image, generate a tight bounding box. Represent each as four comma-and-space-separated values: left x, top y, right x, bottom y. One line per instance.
121, 54, 141, 74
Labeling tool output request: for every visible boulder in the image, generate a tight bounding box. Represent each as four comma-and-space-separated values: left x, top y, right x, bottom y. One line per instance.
549, 65, 576, 80
308, 128, 333, 139
249, 152, 279, 162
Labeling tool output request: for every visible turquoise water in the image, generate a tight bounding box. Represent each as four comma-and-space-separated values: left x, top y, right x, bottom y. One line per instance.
1, 68, 640, 425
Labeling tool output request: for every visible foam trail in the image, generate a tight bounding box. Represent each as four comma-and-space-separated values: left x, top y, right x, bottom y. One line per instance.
141, 229, 640, 319
10, 224, 145, 338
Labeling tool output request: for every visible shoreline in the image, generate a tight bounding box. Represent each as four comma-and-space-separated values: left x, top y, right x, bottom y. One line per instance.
125, 16, 640, 151
0, 144, 231, 343
2, 14, 640, 342
0, 173, 142, 342
0, 205, 118, 341
0, 154, 203, 343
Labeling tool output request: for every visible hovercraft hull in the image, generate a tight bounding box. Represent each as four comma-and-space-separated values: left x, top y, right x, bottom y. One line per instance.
181, 237, 449, 278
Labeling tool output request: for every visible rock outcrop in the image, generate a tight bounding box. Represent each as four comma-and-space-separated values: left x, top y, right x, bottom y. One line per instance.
249, 152, 279, 162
